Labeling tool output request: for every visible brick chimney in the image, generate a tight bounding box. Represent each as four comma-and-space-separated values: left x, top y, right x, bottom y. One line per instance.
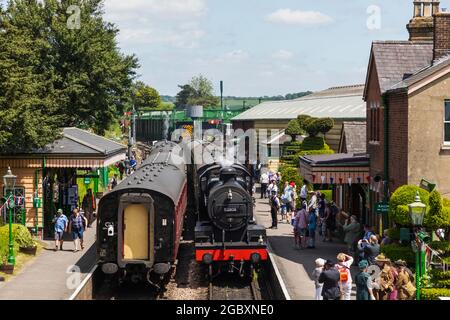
407, 0, 440, 41
433, 12, 450, 60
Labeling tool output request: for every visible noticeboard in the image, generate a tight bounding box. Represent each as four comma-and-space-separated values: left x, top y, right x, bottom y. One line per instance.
375, 202, 389, 214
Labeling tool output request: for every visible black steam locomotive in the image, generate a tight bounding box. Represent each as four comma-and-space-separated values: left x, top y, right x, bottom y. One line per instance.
191, 142, 268, 277
96, 141, 187, 286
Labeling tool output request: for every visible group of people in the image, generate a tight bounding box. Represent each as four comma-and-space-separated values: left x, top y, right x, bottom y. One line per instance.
52, 207, 90, 253
312, 252, 416, 300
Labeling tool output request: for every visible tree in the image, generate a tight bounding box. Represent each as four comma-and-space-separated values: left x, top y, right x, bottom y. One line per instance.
285, 119, 302, 140
175, 75, 219, 110
0, 0, 139, 153
175, 84, 196, 110
133, 81, 161, 111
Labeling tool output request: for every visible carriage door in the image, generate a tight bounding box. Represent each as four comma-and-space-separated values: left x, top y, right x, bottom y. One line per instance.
117, 193, 154, 268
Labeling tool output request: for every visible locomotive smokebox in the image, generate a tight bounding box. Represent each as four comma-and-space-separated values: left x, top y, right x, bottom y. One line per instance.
219, 167, 238, 181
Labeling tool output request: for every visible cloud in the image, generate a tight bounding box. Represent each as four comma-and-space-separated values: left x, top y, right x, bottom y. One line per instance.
104, 0, 207, 48
217, 50, 249, 63
272, 50, 294, 60
266, 9, 333, 26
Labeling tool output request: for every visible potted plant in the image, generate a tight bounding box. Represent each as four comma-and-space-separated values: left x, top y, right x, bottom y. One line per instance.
0, 256, 14, 275
14, 225, 37, 255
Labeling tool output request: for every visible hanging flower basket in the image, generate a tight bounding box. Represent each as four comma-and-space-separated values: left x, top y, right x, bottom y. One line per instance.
19, 246, 37, 255
0, 264, 14, 274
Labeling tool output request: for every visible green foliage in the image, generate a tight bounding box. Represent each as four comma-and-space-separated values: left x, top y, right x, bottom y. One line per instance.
386, 228, 401, 241
175, 84, 196, 110
175, 75, 219, 109
424, 190, 450, 229
304, 117, 319, 137
380, 244, 415, 264
11, 224, 35, 248
297, 149, 334, 157
319, 190, 333, 202
285, 119, 303, 138
297, 115, 312, 131
429, 269, 450, 281
421, 288, 450, 300
389, 185, 430, 226
443, 198, 450, 207
0, 225, 21, 264
0, 0, 138, 152
279, 166, 301, 190
313, 118, 335, 135
301, 137, 326, 150
133, 81, 161, 111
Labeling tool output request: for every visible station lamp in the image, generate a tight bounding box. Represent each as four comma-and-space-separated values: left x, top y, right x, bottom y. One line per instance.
408, 192, 426, 227
3, 167, 17, 265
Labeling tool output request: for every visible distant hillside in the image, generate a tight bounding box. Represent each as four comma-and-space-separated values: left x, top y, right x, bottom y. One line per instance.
161, 91, 313, 110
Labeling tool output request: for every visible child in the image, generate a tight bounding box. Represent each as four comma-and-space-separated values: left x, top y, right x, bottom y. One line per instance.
312, 258, 325, 300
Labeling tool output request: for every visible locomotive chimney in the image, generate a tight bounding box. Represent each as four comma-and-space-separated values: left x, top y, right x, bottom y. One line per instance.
220, 167, 238, 182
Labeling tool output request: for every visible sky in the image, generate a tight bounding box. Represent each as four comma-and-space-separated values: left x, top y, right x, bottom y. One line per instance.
3, 0, 450, 96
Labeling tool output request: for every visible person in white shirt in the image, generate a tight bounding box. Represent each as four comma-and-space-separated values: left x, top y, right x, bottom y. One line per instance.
336, 253, 354, 300
267, 180, 278, 196
308, 191, 318, 212
300, 179, 309, 202
260, 171, 270, 199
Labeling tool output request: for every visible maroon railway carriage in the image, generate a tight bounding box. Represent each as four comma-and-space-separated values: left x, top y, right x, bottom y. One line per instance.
96, 141, 187, 285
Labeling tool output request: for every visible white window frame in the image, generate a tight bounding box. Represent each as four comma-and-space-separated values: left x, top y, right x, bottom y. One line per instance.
445, 100, 450, 146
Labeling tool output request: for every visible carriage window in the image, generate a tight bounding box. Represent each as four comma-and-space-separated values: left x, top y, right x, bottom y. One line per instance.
445, 101, 450, 145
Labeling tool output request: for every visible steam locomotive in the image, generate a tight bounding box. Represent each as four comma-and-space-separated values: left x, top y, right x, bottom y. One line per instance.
191, 142, 268, 277
96, 141, 187, 286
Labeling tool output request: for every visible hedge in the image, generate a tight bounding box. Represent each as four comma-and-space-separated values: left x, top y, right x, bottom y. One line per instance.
444, 198, 450, 207
301, 137, 325, 150
429, 269, 450, 281
297, 149, 334, 157
279, 166, 302, 190
389, 185, 430, 226
429, 241, 450, 253
380, 244, 415, 265
421, 288, 450, 300
425, 190, 450, 229
0, 225, 21, 264
386, 228, 401, 241
286, 119, 303, 138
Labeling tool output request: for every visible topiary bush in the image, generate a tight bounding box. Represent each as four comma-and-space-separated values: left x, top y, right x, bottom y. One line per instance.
304, 117, 319, 137
425, 190, 450, 229
285, 119, 303, 139
297, 115, 312, 131
301, 136, 325, 150
429, 241, 450, 254
386, 228, 401, 241
297, 149, 334, 157
314, 117, 335, 135
381, 244, 415, 265
389, 185, 430, 226
0, 225, 20, 265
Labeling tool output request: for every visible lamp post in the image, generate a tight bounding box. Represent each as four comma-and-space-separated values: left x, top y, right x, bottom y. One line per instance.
3, 167, 17, 266
408, 191, 427, 300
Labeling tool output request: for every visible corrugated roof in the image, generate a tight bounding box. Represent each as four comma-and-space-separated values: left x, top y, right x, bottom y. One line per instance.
232, 85, 366, 121
341, 122, 367, 154
388, 54, 450, 91
369, 41, 433, 94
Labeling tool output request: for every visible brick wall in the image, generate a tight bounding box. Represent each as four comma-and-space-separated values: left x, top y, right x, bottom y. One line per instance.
387, 90, 409, 192
434, 13, 450, 60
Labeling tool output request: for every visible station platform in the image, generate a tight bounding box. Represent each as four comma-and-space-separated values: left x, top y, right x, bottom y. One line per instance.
0, 222, 97, 300
254, 194, 358, 300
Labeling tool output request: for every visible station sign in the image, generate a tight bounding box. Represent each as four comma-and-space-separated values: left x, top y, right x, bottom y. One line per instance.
375, 202, 389, 214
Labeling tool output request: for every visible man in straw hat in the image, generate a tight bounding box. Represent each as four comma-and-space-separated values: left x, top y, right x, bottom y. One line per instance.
374, 253, 395, 300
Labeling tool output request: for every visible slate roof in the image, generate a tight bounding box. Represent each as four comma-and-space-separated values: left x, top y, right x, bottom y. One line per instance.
365, 41, 434, 97
388, 54, 450, 91
340, 122, 367, 154
38, 127, 126, 156
300, 153, 369, 167
232, 85, 366, 121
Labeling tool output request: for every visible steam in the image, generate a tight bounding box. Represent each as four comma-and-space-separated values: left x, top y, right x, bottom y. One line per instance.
162, 111, 169, 140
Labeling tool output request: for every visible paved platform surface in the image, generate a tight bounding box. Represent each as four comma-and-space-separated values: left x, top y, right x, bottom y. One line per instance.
254, 193, 358, 300
0, 223, 97, 300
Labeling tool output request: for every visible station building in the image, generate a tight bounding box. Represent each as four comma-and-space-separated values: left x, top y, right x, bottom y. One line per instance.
0, 128, 126, 238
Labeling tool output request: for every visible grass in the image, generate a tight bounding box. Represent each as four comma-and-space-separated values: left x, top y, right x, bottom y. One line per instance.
0, 240, 44, 281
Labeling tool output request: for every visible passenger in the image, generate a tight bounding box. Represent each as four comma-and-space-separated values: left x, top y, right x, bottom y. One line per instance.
82, 189, 95, 227
318, 260, 341, 300
335, 253, 354, 300
269, 191, 280, 230
355, 260, 376, 300
307, 206, 317, 249
394, 260, 416, 300
343, 215, 361, 256
53, 209, 68, 251
68, 208, 88, 253
300, 179, 309, 203
110, 174, 118, 190
360, 235, 380, 265
293, 201, 308, 249
260, 171, 269, 199
318, 193, 327, 241
311, 258, 326, 300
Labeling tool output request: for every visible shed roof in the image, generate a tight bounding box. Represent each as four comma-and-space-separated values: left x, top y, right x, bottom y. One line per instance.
231, 85, 365, 121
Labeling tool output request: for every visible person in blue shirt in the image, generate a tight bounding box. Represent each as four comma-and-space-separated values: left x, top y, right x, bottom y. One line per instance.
53, 209, 68, 251
307, 207, 318, 249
